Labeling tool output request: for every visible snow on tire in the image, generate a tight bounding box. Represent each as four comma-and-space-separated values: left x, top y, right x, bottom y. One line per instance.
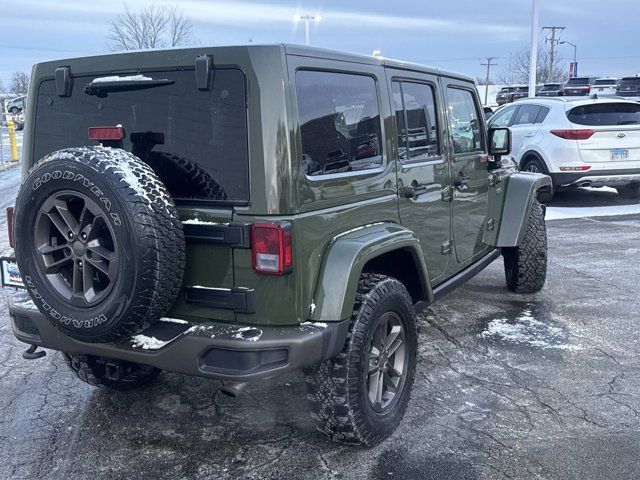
13, 146, 185, 343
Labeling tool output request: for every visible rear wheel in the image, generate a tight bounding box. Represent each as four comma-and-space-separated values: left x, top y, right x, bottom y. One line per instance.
305, 274, 417, 446
63, 353, 160, 390
616, 183, 640, 199
521, 157, 554, 203
502, 200, 547, 293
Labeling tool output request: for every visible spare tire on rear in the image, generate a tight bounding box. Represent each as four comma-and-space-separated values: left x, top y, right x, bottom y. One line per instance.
13, 146, 185, 343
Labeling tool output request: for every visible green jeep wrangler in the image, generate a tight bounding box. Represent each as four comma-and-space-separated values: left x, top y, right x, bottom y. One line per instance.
3, 45, 550, 446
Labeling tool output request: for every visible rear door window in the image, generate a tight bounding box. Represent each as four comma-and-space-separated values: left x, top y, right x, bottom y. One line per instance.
535, 107, 550, 124
295, 70, 383, 177
512, 105, 542, 126
34, 69, 249, 203
392, 81, 440, 162
567, 103, 640, 126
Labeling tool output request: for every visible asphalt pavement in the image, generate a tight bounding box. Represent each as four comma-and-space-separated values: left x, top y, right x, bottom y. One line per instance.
0, 168, 639, 480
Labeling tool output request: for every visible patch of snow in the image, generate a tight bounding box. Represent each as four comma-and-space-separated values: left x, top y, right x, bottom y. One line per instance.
300, 321, 328, 329
159, 317, 188, 325
309, 302, 316, 316
480, 308, 582, 351
186, 325, 216, 338
131, 334, 170, 350
232, 326, 262, 341
91, 75, 153, 83
182, 218, 227, 226
12, 296, 36, 310
546, 203, 640, 221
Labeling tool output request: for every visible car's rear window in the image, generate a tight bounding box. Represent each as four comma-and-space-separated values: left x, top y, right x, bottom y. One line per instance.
567, 103, 640, 126
620, 77, 640, 86
566, 78, 591, 86
34, 69, 249, 203
594, 79, 617, 86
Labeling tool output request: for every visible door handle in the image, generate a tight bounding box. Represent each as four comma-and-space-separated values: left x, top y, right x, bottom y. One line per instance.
524, 133, 535, 138
453, 174, 470, 188
402, 185, 428, 198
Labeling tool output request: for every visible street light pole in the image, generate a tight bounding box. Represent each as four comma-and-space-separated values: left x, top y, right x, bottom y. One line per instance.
560, 41, 577, 64
528, 0, 539, 98
296, 14, 321, 45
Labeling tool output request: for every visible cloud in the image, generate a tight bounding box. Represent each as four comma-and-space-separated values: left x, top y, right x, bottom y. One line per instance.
15, 0, 527, 40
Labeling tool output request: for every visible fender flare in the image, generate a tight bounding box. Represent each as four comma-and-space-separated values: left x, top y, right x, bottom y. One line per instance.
309, 222, 432, 322
496, 172, 551, 247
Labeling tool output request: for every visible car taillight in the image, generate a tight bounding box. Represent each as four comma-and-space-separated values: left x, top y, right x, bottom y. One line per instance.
550, 129, 595, 140
251, 222, 292, 275
559, 166, 591, 171
7, 207, 14, 248
88, 126, 123, 141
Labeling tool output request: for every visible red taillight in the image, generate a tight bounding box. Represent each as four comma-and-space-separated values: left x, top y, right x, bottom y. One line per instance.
550, 129, 595, 140
559, 166, 592, 172
88, 126, 123, 141
7, 207, 14, 248
251, 222, 292, 275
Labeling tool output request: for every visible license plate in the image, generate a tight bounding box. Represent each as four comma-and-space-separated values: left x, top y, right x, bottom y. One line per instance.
610, 149, 629, 160
1, 258, 24, 288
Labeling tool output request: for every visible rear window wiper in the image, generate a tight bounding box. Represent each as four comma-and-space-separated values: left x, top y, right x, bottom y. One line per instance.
84, 75, 174, 97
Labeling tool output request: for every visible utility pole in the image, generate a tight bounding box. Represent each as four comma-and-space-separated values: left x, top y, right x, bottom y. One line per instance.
481, 57, 498, 105
296, 14, 321, 45
542, 25, 565, 82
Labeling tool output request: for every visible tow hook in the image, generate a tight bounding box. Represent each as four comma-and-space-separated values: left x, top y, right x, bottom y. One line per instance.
22, 344, 46, 360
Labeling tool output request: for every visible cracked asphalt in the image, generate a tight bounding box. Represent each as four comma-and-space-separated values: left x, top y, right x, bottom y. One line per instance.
1, 168, 639, 479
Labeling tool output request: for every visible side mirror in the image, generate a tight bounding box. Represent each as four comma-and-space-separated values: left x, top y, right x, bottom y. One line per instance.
488, 127, 511, 163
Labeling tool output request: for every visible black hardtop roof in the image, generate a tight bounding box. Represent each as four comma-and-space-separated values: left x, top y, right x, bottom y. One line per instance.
32, 43, 473, 83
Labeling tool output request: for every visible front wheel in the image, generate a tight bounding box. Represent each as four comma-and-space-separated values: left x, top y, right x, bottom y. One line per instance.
502, 200, 547, 293
305, 274, 417, 446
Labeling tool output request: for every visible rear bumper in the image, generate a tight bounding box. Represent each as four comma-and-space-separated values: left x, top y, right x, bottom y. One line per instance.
7, 291, 349, 382
549, 168, 640, 187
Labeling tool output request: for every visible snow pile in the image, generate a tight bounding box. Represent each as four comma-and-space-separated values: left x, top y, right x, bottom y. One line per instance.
131, 334, 170, 350
480, 308, 581, 351
546, 203, 640, 221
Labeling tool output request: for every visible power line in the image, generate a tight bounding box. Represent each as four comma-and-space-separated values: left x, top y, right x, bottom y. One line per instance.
480, 57, 498, 105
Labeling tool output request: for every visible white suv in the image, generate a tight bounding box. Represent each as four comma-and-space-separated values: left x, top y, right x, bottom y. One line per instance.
489, 97, 640, 202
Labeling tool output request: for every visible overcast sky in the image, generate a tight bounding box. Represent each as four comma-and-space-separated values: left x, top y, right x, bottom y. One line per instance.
2, 0, 639, 89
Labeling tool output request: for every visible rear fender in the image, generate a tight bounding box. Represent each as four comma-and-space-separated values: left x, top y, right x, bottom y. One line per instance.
310, 222, 432, 322
496, 172, 551, 247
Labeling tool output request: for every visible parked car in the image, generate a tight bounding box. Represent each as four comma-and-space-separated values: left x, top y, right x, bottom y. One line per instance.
538, 83, 565, 97
488, 97, 640, 202
496, 86, 519, 105
592, 78, 619, 96
2, 44, 549, 446
617, 76, 640, 97
5, 95, 26, 114
509, 85, 530, 102
563, 77, 597, 96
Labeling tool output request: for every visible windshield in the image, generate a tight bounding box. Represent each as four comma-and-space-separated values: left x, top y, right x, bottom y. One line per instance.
567, 103, 640, 126
541, 84, 561, 90
33, 69, 249, 203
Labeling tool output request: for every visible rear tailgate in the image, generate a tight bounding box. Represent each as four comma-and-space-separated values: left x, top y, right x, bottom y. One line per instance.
566, 101, 640, 165
33, 68, 250, 322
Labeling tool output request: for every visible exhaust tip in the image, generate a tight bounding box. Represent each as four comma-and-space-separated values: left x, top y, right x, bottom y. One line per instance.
219, 382, 248, 398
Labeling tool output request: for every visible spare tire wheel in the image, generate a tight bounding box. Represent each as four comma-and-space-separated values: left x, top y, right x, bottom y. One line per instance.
13, 146, 185, 343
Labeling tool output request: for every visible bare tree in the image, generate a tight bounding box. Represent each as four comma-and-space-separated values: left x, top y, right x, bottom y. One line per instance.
0, 79, 5, 93
10, 72, 30, 95
498, 45, 567, 85
108, 5, 195, 51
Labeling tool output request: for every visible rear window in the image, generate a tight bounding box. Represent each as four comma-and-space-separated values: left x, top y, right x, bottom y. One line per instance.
594, 79, 617, 86
566, 78, 591, 86
295, 70, 383, 177
567, 103, 640, 126
34, 69, 249, 203
620, 77, 640, 86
